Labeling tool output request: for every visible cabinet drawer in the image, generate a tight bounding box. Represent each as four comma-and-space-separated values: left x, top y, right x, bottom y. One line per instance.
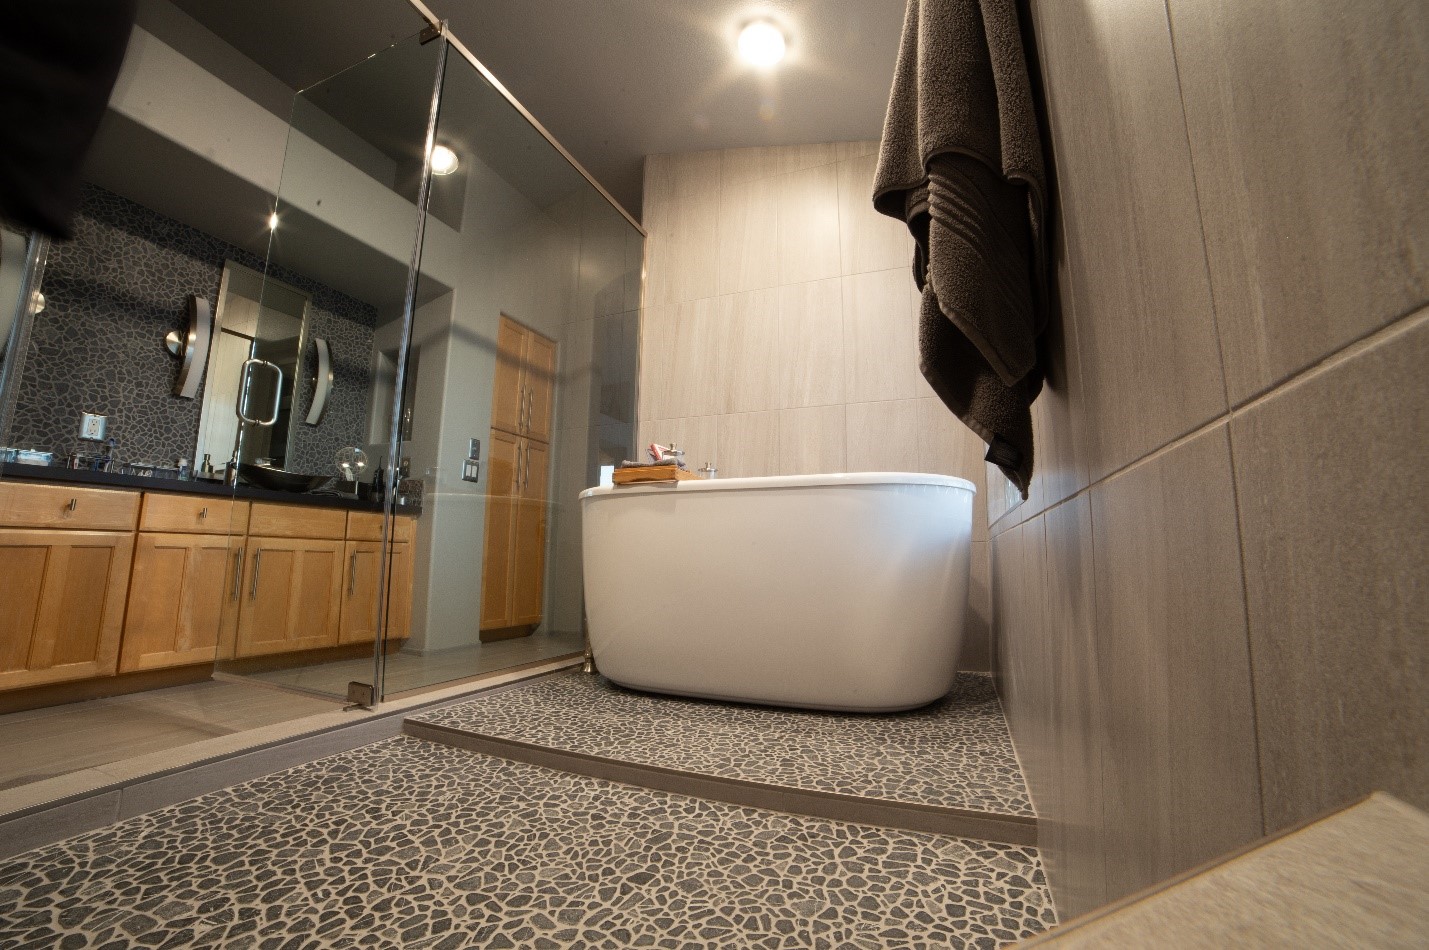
0, 482, 139, 531
346, 511, 415, 543
247, 502, 347, 539
140, 494, 250, 534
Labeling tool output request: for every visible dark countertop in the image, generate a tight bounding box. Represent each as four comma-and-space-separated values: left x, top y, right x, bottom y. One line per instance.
0, 462, 386, 512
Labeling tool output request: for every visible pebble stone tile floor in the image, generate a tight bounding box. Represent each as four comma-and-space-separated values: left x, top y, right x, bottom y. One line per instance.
411, 672, 1033, 817
0, 737, 1057, 949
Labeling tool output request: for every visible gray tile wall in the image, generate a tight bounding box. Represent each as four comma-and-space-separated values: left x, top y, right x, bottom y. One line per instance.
994, 0, 1429, 920
639, 142, 995, 670
8, 184, 376, 473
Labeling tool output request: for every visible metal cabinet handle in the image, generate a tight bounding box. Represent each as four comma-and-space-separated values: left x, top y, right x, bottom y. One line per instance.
231, 546, 244, 601
348, 551, 358, 597
514, 442, 522, 489
67, 498, 77, 512
522, 445, 530, 490
199, 507, 208, 520
236, 358, 283, 426
524, 386, 533, 432
249, 549, 262, 599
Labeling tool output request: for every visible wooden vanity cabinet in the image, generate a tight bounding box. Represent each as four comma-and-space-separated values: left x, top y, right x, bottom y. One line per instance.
0, 485, 138, 691
339, 540, 413, 645
234, 503, 346, 657
120, 496, 250, 672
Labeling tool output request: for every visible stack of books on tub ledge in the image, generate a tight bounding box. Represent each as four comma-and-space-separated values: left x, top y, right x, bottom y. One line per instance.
613, 444, 701, 485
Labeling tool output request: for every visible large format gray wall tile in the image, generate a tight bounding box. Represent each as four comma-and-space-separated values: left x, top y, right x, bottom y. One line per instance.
1030, 0, 1226, 481
1090, 424, 1261, 899
1168, 0, 1429, 403
1040, 494, 1107, 919
1231, 311, 1429, 831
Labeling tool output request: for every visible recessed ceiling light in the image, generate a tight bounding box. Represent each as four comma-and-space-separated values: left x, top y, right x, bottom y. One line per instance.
267, 211, 279, 231
738, 21, 786, 68
431, 144, 460, 175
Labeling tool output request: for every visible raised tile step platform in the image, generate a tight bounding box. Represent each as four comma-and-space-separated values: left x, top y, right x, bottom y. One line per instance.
405, 670, 1038, 846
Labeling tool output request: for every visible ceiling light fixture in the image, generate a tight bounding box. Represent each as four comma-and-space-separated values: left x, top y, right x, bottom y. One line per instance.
430, 144, 460, 175
738, 20, 786, 68
267, 211, 279, 231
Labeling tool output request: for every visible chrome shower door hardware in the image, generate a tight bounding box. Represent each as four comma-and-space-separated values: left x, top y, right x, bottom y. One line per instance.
236, 358, 283, 426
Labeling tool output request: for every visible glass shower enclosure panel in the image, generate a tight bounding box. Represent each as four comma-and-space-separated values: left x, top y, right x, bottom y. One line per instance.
212, 30, 443, 701
384, 40, 643, 698
0, 227, 48, 472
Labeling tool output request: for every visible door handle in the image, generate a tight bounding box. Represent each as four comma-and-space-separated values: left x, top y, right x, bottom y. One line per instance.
236, 358, 283, 426
348, 551, 358, 597
514, 442, 522, 490
522, 445, 530, 490
231, 545, 244, 601
249, 549, 262, 599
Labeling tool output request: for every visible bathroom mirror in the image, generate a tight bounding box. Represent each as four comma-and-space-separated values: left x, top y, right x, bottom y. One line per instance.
194, 260, 310, 472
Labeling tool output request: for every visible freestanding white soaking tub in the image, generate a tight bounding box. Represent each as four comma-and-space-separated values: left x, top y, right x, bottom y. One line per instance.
579, 472, 975, 712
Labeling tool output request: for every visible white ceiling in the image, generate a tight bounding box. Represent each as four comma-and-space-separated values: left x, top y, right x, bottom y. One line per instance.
167, 0, 906, 218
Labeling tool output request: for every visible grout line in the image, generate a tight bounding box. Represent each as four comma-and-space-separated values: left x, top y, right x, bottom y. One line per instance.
1221, 419, 1271, 837
1160, 0, 1234, 418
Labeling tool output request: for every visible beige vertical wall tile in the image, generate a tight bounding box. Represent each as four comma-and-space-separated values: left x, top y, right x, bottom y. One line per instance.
1168, 0, 1429, 403
776, 278, 845, 409
644, 150, 723, 205
668, 297, 726, 417
720, 146, 782, 187
778, 143, 842, 175
1230, 311, 1429, 829
837, 152, 913, 276
1091, 424, 1261, 900
777, 405, 846, 476
776, 164, 842, 285
843, 268, 920, 404
637, 305, 677, 422
1031, 0, 1226, 481
643, 184, 719, 306
717, 175, 780, 295
1041, 494, 1108, 919
961, 541, 993, 673
845, 399, 920, 472
717, 288, 780, 415
716, 411, 779, 478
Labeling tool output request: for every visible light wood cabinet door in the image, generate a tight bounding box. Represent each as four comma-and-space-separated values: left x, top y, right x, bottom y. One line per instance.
120, 533, 242, 672
523, 332, 556, 444
491, 315, 527, 436
480, 429, 522, 629
0, 529, 133, 691
234, 538, 343, 657
339, 540, 415, 646
510, 441, 550, 626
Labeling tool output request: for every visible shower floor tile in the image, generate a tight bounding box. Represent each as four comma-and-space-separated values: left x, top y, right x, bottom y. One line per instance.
0, 736, 1056, 949
409, 671, 1034, 818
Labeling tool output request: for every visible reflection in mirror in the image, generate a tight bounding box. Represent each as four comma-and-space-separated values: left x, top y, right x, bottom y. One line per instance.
196, 261, 309, 473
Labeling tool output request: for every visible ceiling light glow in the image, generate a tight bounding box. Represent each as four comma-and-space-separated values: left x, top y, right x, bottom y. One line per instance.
738, 21, 786, 68
267, 211, 279, 231
430, 144, 460, 175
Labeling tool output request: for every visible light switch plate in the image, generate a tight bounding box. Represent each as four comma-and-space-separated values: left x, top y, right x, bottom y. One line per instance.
79, 412, 107, 441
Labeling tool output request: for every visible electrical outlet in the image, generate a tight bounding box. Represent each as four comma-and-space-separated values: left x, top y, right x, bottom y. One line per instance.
79, 413, 107, 441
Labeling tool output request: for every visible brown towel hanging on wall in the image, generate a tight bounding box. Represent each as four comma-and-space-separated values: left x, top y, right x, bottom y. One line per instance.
872, 0, 1048, 498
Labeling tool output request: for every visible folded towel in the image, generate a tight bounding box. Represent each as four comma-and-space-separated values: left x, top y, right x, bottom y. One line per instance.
873, 0, 1048, 497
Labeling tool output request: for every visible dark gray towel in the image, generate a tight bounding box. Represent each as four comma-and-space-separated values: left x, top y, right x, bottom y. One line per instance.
873, 0, 1047, 498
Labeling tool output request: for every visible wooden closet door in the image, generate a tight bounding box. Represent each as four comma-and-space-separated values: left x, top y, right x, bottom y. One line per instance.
491, 316, 526, 436
120, 532, 241, 672
0, 529, 132, 691
523, 331, 557, 443
509, 440, 550, 626
480, 428, 522, 629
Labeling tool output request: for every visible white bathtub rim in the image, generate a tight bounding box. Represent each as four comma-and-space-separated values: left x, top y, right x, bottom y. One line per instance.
580, 471, 976, 500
